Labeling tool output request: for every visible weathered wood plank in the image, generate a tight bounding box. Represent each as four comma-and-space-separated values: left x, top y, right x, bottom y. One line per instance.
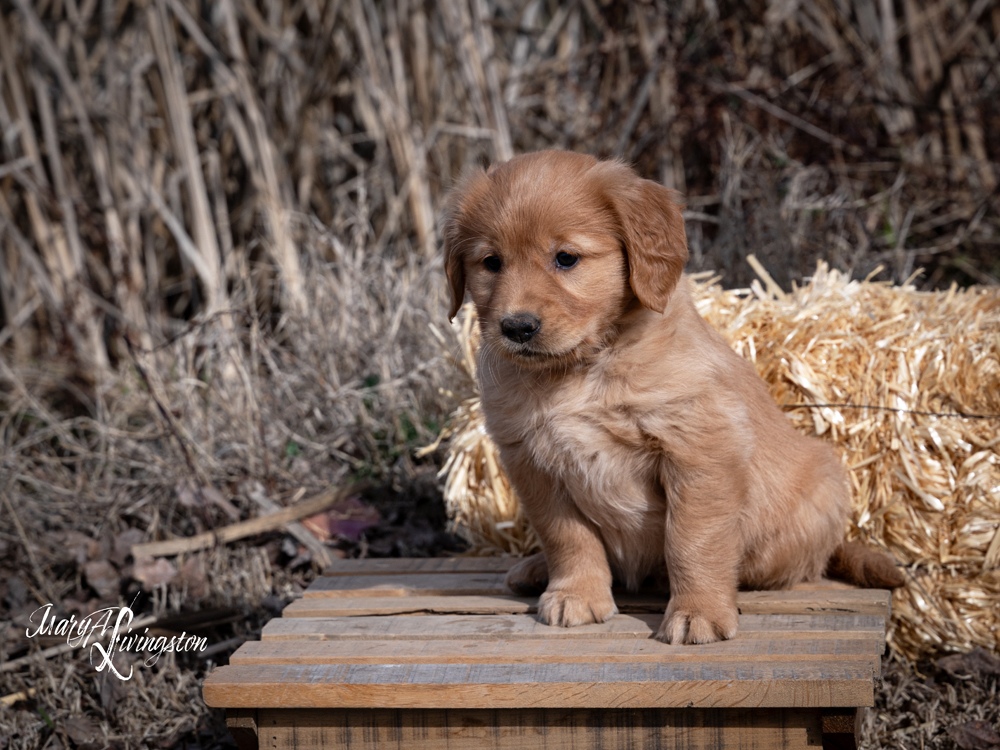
230, 637, 881, 668
304, 572, 887, 607
261, 613, 886, 652
284, 589, 891, 620
790, 578, 855, 591
738, 589, 891, 622
202, 660, 875, 709
320, 557, 856, 591
261, 612, 664, 640
302, 573, 509, 598
323, 557, 518, 576
255, 707, 828, 750
286, 594, 583, 617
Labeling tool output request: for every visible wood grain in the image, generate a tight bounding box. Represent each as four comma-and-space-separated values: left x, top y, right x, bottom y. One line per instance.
302, 572, 887, 611
261, 613, 887, 652
323, 557, 518, 576
203, 660, 875, 709
230, 637, 881, 668
283, 594, 539, 617
739, 590, 891, 623
283, 589, 891, 620
302, 573, 508, 598
318, 558, 859, 591
253, 706, 828, 749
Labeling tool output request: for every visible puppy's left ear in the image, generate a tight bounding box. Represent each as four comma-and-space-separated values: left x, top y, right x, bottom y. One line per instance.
442, 213, 467, 322
443, 170, 493, 321
608, 174, 689, 314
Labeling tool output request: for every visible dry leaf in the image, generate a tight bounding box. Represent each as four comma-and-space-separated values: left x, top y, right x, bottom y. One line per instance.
936, 647, 1000, 678
301, 496, 379, 541
177, 556, 208, 599
98, 665, 128, 712
132, 557, 178, 588
301, 512, 332, 542
946, 721, 1000, 750
175, 481, 199, 508
83, 560, 119, 599
56, 531, 97, 566
64, 715, 103, 750
330, 496, 381, 540
111, 529, 144, 567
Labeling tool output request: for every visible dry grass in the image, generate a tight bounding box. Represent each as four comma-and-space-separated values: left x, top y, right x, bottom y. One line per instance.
0, 0, 998, 747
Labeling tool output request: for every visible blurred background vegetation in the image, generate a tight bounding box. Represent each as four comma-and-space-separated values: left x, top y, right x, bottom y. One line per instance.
2, 0, 998, 372
0, 0, 998, 747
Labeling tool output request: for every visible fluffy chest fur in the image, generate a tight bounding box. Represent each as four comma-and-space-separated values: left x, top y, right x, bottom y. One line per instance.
480, 357, 670, 586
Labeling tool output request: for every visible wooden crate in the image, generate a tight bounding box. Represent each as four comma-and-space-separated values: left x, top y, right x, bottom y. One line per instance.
203, 557, 891, 750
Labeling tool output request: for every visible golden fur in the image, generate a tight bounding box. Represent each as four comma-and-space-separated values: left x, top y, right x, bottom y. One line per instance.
443, 150, 901, 645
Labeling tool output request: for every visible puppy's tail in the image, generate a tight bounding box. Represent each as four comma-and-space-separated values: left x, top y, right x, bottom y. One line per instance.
826, 541, 905, 588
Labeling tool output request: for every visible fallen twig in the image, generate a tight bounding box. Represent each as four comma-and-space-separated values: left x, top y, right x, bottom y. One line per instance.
131, 483, 366, 559
0, 688, 36, 706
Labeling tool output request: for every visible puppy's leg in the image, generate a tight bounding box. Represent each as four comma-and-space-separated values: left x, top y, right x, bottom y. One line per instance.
534, 509, 617, 626
504, 552, 548, 596
499, 450, 616, 626
656, 472, 741, 645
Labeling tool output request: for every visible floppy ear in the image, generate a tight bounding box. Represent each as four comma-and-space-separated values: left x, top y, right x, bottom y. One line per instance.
442, 214, 467, 322
607, 173, 689, 313
443, 169, 495, 321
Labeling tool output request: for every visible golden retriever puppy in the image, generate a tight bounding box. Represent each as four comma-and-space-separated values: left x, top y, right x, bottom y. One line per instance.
443, 150, 903, 645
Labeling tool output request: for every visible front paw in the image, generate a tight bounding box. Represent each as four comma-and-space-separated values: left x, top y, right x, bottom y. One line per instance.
505, 552, 549, 596
538, 586, 617, 627
655, 595, 738, 644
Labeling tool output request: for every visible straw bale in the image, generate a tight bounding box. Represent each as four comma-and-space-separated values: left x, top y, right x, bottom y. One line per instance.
441, 264, 1000, 659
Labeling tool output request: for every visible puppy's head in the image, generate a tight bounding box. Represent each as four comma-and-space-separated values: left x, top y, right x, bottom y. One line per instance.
444, 150, 688, 368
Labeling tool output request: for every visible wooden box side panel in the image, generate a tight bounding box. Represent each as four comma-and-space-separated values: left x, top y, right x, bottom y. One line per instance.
254, 707, 829, 750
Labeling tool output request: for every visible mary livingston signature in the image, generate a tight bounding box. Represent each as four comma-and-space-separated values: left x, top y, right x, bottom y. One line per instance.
24, 597, 208, 680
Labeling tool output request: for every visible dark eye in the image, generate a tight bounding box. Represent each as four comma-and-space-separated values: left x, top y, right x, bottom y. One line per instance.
484, 255, 502, 272
555, 251, 579, 268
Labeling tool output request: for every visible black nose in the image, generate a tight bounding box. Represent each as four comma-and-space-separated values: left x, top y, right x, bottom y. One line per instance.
501, 314, 541, 343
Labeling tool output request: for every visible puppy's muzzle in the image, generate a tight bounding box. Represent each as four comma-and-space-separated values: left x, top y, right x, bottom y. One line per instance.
501, 313, 541, 343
